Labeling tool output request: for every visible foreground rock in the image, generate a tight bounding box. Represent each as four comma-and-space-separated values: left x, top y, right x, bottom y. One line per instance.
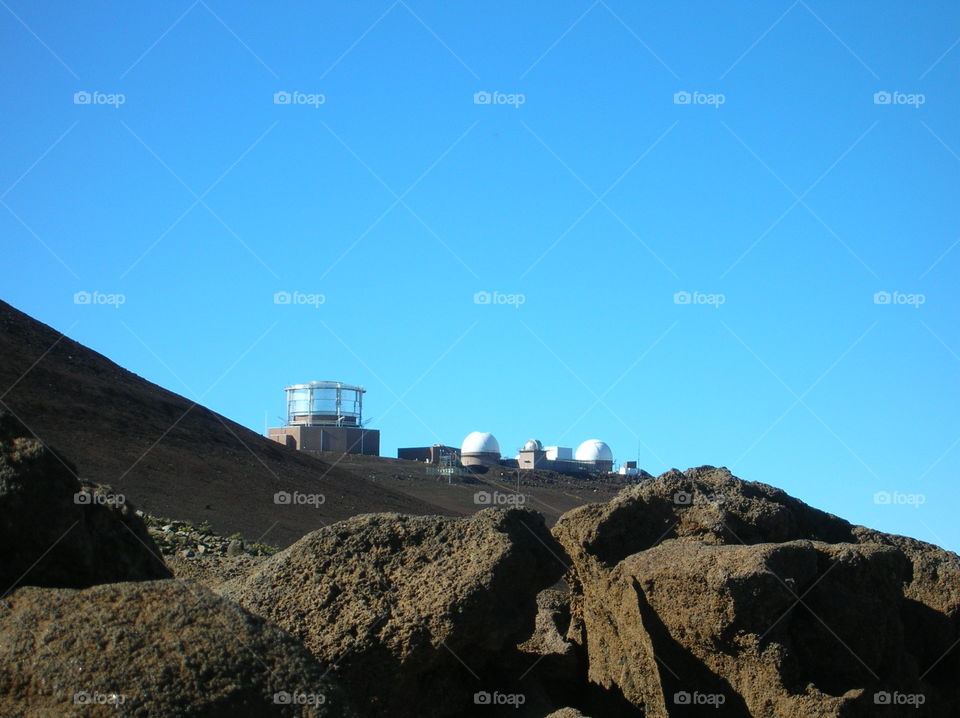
0, 412, 169, 591
0, 579, 355, 717
220, 509, 567, 717
554, 466, 960, 717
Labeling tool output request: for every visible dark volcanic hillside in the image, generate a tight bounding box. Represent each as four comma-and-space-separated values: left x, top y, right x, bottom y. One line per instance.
0, 300, 455, 547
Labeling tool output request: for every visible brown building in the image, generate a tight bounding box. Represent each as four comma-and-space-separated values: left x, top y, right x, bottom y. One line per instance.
269, 425, 379, 455
397, 444, 459, 464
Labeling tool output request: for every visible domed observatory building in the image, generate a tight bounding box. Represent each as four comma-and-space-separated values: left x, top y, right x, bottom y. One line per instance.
575, 439, 614, 473
460, 432, 501, 468
517, 438, 546, 470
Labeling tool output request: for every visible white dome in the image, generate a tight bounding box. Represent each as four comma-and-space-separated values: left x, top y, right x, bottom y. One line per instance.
461, 431, 500, 456
522, 438, 543, 451
575, 439, 613, 463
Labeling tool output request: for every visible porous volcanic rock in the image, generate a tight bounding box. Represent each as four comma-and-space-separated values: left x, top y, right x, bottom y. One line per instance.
603, 540, 918, 717
0, 412, 170, 590
0, 579, 355, 717
518, 589, 576, 660
219, 508, 568, 717
553, 466, 960, 717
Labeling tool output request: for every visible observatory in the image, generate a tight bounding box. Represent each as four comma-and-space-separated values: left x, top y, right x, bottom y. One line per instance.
268, 381, 380, 456
284, 381, 365, 427
575, 439, 614, 472
518, 437, 614, 473
460, 431, 501, 468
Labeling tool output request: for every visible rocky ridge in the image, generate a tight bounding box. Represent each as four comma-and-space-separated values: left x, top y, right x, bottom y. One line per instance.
2, 409, 957, 717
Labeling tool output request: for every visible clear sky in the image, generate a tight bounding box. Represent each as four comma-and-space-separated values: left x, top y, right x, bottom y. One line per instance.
2, 1, 958, 550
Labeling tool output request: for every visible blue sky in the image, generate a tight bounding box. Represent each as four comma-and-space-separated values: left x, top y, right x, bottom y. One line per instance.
2, 1, 958, 550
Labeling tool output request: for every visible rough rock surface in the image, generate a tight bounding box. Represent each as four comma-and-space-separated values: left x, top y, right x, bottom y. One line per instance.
220, 508, 567, 717
0, 412, 170, 591
518, 589, 576, 660
554, 466, 960, 717
166, 552, 266, 588
0, 579, 354, 717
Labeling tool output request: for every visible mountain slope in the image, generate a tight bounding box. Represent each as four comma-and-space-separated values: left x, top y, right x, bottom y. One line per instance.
0, 300, 457, 547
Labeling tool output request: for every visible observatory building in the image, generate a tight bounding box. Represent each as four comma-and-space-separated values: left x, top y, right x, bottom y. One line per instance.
575, 439, 615, 472
268, 381, 380, 456
518, 438, 614, 473
397, 444, 460, 464
460, 431, 501, 468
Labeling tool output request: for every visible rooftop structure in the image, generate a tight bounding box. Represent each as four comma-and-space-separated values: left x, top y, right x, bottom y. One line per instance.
269, 380, 379, 457
284, 381, 365, 427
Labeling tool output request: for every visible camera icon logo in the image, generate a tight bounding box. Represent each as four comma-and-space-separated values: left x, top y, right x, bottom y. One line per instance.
274, 290, 291, 305
473, 91, 492, 105
73, 491, 92, 505
474, 491, 491, 505
674, 691, 691, 704
673, 490, 692, 505
874, 491, 891, 505
673, 91, 691, 105
873, 91, 892, 105
274, 91, 291, 105
474, 691, 492, 705
273, 691, 292, 704
274, 491, 292, 505
873, 291, 891, 305
74, 290, 92, 305
73, 91, 91, 105
874, 691, 891, 705
673, 290, 691, 305
474, 290, 491, 305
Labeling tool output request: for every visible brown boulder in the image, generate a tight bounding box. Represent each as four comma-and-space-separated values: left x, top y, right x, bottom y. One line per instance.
0, 412, 170, 591
554, 467, 960, 717
219, 509, 568, 717
555, 466, 856, 571
600, 540, 917, 717
0, 579, 355, 717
